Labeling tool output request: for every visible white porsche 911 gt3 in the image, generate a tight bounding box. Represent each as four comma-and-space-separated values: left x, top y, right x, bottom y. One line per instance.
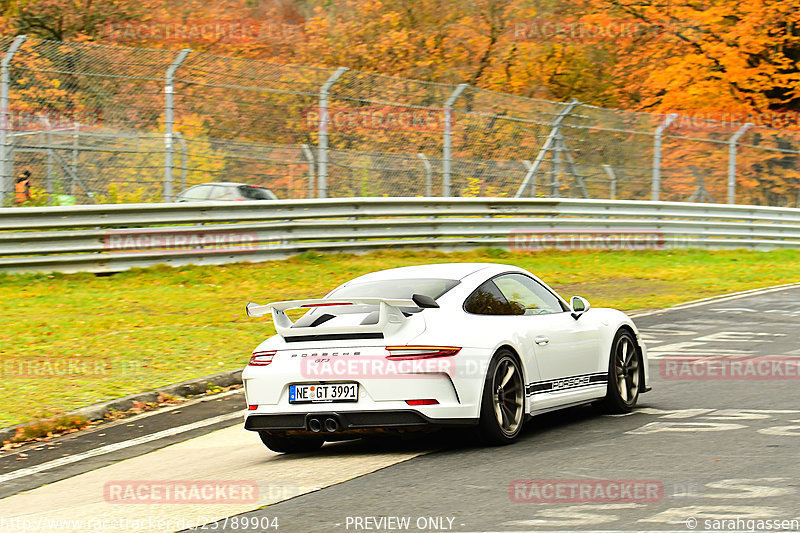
242, 263, 649, 453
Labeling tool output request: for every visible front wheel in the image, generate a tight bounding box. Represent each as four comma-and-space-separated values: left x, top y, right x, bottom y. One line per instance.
258, 432, 324, 453
599, 329, 642, 414
477, 350, 525, 445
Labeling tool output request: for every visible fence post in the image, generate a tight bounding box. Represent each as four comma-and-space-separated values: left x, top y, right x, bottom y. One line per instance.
417, 153, 432, 196
71, 121, 79, 195
443, 83, 468, 197
652, 113, 679, 201
301, 143, 315, 199
727, 122, 753, 205
1, 35, 26, 206
521, 160, 535, 196
515, 99, 578, 198
602, 164, 617, 199
163, 48, 191, 203
46, 131, 54, 204
173, 131, 188, 192
317, 67, 348, 199
552, 136, 562, 196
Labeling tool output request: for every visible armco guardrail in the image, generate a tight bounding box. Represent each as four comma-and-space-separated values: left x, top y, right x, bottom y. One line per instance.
2, 198, 800, 274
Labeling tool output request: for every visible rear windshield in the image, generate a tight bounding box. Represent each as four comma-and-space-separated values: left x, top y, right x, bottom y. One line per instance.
238, 185, 274, 200
329, 278, 460, 301
292, 278, 460, 327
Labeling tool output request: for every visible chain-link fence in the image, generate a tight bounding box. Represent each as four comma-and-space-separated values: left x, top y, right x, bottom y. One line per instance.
1, 35, 799, 207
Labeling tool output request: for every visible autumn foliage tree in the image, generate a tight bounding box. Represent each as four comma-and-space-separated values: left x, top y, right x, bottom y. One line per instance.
3, 0, 800, 203
3, 0, 798, 113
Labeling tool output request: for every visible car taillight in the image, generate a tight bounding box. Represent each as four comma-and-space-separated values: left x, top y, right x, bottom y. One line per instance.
385, 346, 461, 360
249, 350, 276, 366
405, 399, 439, 406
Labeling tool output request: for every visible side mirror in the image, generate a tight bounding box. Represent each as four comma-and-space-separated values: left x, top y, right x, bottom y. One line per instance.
570, 296, 591, 319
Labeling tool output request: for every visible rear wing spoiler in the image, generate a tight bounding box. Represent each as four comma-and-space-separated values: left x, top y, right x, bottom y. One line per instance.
245, 297, 419, 338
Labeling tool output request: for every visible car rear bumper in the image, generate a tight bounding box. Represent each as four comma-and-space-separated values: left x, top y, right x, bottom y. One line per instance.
244, 410, 478, 434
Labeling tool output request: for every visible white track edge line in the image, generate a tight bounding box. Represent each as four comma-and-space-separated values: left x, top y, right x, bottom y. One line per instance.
629, 282, 800, 318
0, 411, 243, 483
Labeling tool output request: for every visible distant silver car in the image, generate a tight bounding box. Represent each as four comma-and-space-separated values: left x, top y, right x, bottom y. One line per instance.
176, 182, 278, 202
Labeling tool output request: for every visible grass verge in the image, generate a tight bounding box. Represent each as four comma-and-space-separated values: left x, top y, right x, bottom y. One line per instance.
2, 247, 800, 428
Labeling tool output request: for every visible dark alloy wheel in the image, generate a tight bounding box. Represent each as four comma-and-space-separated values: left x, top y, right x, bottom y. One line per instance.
477, 349, 525, 445
600, 329, 642, 413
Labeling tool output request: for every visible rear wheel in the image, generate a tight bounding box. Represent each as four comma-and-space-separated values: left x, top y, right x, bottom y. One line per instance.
599, 329, 642, 414
477, 350, 525, 445
258, 432, 324, 453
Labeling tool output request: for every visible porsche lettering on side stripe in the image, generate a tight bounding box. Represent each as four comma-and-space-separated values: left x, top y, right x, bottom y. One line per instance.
554, 375, 591, 390
526, 373, 608, 396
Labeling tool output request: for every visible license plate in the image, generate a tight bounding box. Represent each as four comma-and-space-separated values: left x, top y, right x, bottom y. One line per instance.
289, 383, 358, 403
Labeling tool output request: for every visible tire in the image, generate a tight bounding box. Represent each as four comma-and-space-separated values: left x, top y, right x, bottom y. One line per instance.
258, 431, 324, 453
477, 349, 525, 445
599, 329, 642, 414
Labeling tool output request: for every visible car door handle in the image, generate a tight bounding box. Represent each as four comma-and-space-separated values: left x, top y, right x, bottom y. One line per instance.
534, 336, 550, 345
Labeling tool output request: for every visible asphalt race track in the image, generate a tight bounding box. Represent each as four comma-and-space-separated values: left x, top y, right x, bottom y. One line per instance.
2, 284, 799, 533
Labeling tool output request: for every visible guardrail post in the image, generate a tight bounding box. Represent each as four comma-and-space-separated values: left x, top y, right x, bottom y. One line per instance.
317, 67, 348, 199
1, 35, 26, 206
727, 123, 753, 205
652, 113, 679, 201
301, 143, 315, 199
163, 49, 191, 203
515, 99, 578, 198
417, 153, 432, 196
443, 83, 467, 197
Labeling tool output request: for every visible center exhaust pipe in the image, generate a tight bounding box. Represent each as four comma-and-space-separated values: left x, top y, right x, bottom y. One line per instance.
308, 417, 322, 432
324, 417, 339, 432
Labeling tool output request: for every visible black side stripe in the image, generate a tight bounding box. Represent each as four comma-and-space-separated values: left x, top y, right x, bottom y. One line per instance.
525, 372, 607, 396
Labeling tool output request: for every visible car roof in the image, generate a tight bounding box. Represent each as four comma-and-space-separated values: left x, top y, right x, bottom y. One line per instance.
343, 263, 518, 284
186, 182, 267, 188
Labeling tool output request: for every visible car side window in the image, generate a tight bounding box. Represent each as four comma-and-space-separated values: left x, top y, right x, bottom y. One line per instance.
238, 185, 276, 200
464, 280, 519, 315
493, 274, 565, 315
179, 185, 211, 201
209, 186, 236, 200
